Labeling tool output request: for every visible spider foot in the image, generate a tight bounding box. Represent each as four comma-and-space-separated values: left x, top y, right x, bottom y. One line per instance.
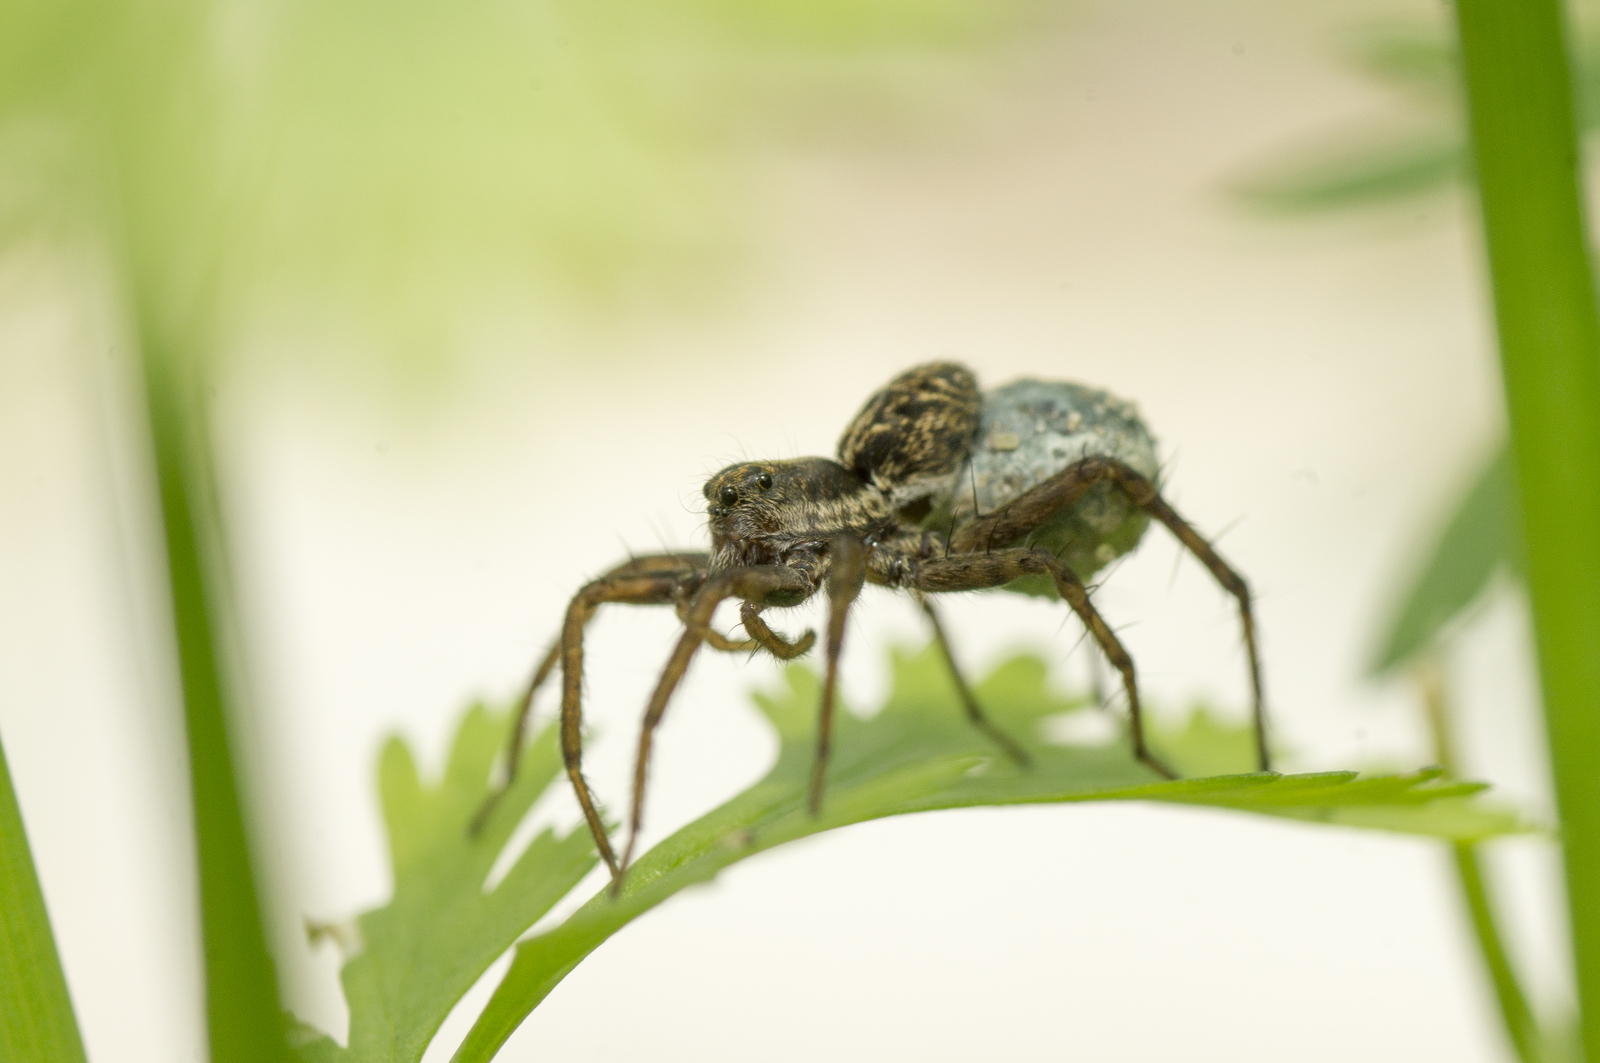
467, 787, 505, 838
1137, 747, 1179, 780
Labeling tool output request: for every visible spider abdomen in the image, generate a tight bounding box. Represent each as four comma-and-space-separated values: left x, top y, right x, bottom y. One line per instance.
932, 378, 1159, 588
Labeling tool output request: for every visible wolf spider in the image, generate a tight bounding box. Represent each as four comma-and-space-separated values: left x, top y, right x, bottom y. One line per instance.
471, 362, 1268, 891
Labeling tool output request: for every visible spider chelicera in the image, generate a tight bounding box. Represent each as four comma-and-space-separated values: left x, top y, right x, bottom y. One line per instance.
471, 362, 1268, 891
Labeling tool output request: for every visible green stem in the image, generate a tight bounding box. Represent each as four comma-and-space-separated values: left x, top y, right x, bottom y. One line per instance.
1454, 1, 1600, 1056
0, 729, 89, 1063
1417, 658, 1542, 1063
1454, 847, 1542, 1063
139, 342, 285, 1062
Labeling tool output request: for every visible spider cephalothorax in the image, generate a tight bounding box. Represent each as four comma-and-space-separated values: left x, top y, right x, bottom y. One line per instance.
702, 458, 889, 577
473, 361, 1268, 893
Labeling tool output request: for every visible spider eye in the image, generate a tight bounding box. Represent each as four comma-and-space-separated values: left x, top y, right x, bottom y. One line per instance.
757, 473, 773, 490
719, 485, 739, 506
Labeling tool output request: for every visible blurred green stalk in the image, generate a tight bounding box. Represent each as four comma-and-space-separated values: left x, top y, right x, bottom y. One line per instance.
1418, 657, 1542, 1063
1454, 0, 1600, 1057
140, 342, 285, 1062
1455, 847, 1544, 1061
0, 730, 89, 1063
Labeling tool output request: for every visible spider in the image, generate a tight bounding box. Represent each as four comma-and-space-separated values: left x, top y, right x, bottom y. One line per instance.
471, 362, 1268, 891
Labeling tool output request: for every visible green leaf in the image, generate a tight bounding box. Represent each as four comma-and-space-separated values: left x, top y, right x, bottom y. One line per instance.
287, 705, 597, 1063
1230, 26, 1465, 215
1349, 27, 1457, 97
0, 729, 88, 1063
1231, 27, 1600, 217
1369, 444, 1520, 675
1233, 132, 1465, 215
291, 646, 1526, 1062
449, 645, 1528, 1062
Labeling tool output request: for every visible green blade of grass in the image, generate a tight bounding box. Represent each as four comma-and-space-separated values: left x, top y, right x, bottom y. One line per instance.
1454, 1, 1600, 1057
140, 347, 285, 1062
0, 729, 88, 1063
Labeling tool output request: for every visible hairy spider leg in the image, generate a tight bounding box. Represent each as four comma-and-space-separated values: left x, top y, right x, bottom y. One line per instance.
559, 567, 726, 877
914, 549, 1177, 780
950, 455, 1269, 773
913, 593, 1032, 768
808, 534, 867, 815
468, 553, 724, 839
468, 551, 799, 840
467, 637, 559, 837
617, 565, 816, 892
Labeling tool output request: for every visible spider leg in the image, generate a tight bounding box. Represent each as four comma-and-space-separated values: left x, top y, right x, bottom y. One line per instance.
739, 601, 817, 660
470, 549, 793, 840
467, 638, 559, 836
617, 564, 816, 891
1128, 481, 1267, 771
952, 456, 1268, 772
915, 548, 1176, 780
468, 553, 710, 857
470, 602, 762, 837
914, 593, 1031, 768
560, 567, 728, 877
809, 533, 867, 815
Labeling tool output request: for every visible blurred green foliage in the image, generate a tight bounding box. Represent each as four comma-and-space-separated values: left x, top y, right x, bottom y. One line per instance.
1248, 14, 1600, 1061
0, 737, 88, 1063
1454, 0, 1600, 1057
0, 0, 1035, 371
1233, 25, 1600, 215
1369, 445, 1521, 675
286, 705, 594, 1063
0, 1, 1048, 1054
4, 5, 1571, 1057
